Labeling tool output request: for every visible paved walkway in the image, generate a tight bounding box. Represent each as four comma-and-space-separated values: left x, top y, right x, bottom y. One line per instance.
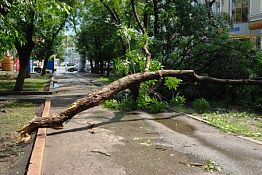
42, 72, 262, 175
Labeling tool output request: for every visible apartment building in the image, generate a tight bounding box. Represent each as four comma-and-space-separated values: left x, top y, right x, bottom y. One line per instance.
211, 0, 262, 48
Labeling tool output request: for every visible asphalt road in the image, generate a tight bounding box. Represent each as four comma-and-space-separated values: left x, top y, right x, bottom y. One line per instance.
42, 72, 262, 175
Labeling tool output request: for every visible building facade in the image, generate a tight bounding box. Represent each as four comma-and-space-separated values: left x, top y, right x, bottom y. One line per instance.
211, 0, 262, 48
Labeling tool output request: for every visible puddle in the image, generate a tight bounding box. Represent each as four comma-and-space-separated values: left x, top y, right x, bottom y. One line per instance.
53, 83, 59, 88
154, 115, 244, 161
155, 117, 195, 136
52, 82, 59, 89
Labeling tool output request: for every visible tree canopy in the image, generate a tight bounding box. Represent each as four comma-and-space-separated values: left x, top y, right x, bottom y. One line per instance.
0, 0, 78, 90
11, 0, 262, 140
0, 0, 261, 108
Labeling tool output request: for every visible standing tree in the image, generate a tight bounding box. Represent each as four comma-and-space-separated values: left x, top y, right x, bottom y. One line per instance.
33, 11, 69, 75
76, 0, 122, 75
17, 0, 262, 141
1, 0, 77, 91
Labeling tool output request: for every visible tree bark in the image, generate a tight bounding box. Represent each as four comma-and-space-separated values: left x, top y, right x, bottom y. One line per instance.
41, 56, 49, 76
14, 58, 29, 91
13, 7, 35, 91
153, 0, 159, 36
79, 54, 86, 72
90, 57, 94, 73
17, 70, 262, 141
14, 42, 35, 91
107, 59, 110, 77
131, 0, 151, 72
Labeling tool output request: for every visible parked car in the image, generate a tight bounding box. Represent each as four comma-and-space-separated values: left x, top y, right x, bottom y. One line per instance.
65, 63, 78, 72
60, 62, 69, 67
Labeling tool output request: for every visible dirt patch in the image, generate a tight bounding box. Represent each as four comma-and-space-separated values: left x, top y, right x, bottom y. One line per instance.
0, 100, 43, 175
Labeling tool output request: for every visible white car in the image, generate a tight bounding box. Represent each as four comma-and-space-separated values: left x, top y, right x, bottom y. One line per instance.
65, 63, 78, 72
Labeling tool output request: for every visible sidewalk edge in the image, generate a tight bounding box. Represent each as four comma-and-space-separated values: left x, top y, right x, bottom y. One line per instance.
26, 98, 51, 175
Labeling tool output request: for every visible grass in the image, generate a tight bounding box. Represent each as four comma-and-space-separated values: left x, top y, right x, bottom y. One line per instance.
201, 112, 262, 141
0, 102, 35, 158
203, 160, 221, 172
171, 105, 262, 141
98, 77, 110, 83
98, 76, 119, 84
0, 74, 50, 92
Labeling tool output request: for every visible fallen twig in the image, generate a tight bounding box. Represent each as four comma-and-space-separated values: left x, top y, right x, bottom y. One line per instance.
91, 150, 111, 156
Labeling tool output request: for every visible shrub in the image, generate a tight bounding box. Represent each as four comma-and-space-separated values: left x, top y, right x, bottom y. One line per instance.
147, 98, 167, 113
164, 77, 182, 90
104, 99, 119, 110
193, 98, 210, 113
137, 94, 167, 113
170, 95, 186, 107
104, 97, 136, 111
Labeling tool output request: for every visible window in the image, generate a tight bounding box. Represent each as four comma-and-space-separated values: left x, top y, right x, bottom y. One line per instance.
260, 0, 262, 13
232, 0, 249, 23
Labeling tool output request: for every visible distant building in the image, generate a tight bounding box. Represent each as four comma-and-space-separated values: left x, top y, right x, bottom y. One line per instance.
211, 0, 262, 48
249, 0, 262, 48
63, 35, 80, 64
64, 46, 80, 64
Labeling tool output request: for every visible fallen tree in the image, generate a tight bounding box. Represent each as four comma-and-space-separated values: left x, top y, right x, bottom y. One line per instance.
17, 70, 262, 141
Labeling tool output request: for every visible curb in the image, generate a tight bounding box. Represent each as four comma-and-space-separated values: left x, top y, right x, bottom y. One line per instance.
182, 112, 262, 146
26, 98, 51, 175
0, 91, 52, 96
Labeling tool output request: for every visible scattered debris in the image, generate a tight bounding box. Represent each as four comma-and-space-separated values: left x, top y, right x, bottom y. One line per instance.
133, 137, 140, 141
89, 130, 95, 134
0, 109, 6, 113
179, 162, 204, 167
146, 132, 160, 135
139, 139, 152, 146
155, 146, 167, 151
91, 150, 111, 156
179, 160, 221, 172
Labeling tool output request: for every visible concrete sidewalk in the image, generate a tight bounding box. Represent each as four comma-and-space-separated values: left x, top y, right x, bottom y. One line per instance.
41, 72, 262, 175
42, 73, 210, 175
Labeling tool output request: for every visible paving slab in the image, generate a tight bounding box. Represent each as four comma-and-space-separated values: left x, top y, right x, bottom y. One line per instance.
42, 72, 262, 175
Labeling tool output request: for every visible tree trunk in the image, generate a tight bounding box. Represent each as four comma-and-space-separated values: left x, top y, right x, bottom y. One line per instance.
106, 59, 110, 77
131, 0, 151, 72
153, 0, 159, 36
17, 69, 262, 141
90, 57, 94, 73
14, 42, 34, 91
79, 54, 86, 72
13, 7, 35, 91
41, 57, 49, 76
14, 58, 29, 91
129, 83, 140, 100
143, 0, 148, 30
99, 60, 104, 74
94, 60, 99, 73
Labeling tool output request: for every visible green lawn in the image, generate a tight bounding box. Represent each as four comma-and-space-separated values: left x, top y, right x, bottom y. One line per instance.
0, 102, 35, 158
172, 106, 262, 141
201, 112, 262, 141
0, 74, 50, 92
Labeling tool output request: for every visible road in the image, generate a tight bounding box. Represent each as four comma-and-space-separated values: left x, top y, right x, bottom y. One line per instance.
42, 71, 262, 175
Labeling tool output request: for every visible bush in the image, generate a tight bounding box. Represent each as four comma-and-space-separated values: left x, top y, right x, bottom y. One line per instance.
254, 98, 262, 113
137, 94, 167, 113
170, 95, 186, 107
104, 99, 120, 110
193, 98, 210, 113
147, 98, 167, 113
104, 97, 136, 111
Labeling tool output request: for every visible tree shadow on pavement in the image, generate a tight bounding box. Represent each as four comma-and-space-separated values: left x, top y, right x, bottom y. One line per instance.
47, 112, 181, 136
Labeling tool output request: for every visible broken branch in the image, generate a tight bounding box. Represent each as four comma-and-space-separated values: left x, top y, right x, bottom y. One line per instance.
17, 70, 262, 141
